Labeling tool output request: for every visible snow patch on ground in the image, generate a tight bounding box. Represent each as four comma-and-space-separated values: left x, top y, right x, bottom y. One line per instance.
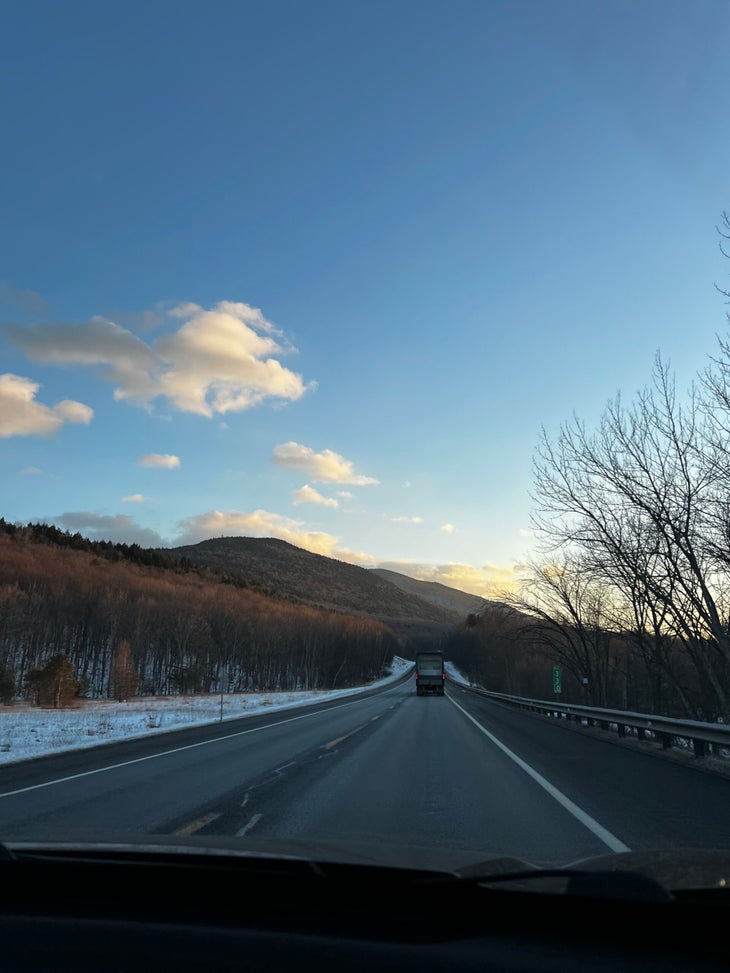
0, 656, 414, 767
444, 661, 470, 686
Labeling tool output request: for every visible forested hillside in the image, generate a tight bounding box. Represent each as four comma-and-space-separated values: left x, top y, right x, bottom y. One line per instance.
167, 536, 460, 640
0, 522, 397, 704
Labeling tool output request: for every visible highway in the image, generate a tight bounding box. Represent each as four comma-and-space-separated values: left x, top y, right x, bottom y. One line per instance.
2, 673, 730, 871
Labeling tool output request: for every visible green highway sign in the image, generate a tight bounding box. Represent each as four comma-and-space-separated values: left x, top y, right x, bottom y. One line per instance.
552, 665, 562, 694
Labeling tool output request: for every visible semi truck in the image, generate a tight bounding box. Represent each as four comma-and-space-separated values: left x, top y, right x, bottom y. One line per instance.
415, 651, 445, 695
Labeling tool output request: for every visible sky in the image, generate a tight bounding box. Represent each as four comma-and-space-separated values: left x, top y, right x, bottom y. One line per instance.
1, 0, 729, 598
0, 656, 433, 768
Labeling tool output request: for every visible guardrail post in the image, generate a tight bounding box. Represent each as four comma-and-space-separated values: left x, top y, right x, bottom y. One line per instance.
618, 723, 626, 738
693, 738, 706, 759
659, 732, 673, 749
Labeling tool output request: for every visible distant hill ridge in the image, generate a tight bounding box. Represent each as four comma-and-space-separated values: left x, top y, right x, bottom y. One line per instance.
166, 536, 467, 639
370, 568, 493, 617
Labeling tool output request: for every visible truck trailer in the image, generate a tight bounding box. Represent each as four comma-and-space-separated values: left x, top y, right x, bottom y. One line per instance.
415, 652, 445, 695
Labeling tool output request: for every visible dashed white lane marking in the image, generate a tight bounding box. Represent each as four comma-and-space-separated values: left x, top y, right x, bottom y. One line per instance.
236, 813, 262, 838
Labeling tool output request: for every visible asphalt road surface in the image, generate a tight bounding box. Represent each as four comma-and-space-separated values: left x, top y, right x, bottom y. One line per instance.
2, 674, 730, 871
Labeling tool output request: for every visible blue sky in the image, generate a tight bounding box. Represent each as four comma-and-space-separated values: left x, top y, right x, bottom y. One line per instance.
1, 0, 729, 597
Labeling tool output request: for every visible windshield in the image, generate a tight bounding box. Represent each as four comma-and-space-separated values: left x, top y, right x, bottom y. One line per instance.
2, 0, 730, 887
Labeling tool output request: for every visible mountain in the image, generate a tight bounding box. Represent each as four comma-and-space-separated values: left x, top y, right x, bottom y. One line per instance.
369, 568, 492, 617
166, 537, 464, 644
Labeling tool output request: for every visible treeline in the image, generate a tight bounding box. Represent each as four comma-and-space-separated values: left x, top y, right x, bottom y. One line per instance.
446, 607, 544, 698
0, 519, 275, 595
450, 215, 730, 721
0, 518, 185, 570
0, 530, 397, 704
446, 602, 702, 716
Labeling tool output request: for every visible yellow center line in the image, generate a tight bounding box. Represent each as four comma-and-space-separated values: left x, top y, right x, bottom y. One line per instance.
322, 722, 368, 750
173, 811, 221, 836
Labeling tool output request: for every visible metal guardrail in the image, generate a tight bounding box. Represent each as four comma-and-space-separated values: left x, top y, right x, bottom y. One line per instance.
454, 682, 730, 759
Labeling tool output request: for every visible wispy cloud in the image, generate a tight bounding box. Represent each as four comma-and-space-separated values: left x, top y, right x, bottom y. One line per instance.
175, 509, 376, 565
272, 442, 378, 485
121, 493, 146, 503
0, 373, 93, 438
101, 308, 165, 333
337, 491, 354, 499
291, 484, 339, 508
3, 300, 313, 418
390, 515, 424, 524
137, 453, 180, 469
20, 466, 42, 475
440, 523, 455, 534
56, 512, 165, 547
0, 282, 48, 315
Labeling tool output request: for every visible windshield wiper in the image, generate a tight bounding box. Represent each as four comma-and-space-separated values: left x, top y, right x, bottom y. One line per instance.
432, 867, 673, 902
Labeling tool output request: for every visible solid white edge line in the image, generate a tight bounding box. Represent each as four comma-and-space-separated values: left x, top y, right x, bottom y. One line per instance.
447, 694, 630, 854
0, 683, 405, 800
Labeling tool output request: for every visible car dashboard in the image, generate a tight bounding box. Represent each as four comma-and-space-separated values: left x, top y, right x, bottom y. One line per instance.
1, 841, 729, 972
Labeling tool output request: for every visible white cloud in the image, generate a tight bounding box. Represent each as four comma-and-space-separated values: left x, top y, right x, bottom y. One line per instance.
337, 491, 354, 499
272, 442, 378, 485
335, 547, 379, 566
440, 523, 455, 533
175, 509, 376, 565
390, 516, 424, 524
20, 466, 42, 475
56, 512, 165, 547
176, 509, 332, 551
291, 484, 339, 508
402, 481, 412, 488
53, 399, 94, 424
3, 300, 313, 418
518, 528, 535, 537
121, 494, 146, 503
0, 373, 93, 438
137, 453, 180, 469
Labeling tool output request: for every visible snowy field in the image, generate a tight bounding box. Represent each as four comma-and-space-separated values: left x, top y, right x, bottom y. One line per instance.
0, 657, 417, 767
